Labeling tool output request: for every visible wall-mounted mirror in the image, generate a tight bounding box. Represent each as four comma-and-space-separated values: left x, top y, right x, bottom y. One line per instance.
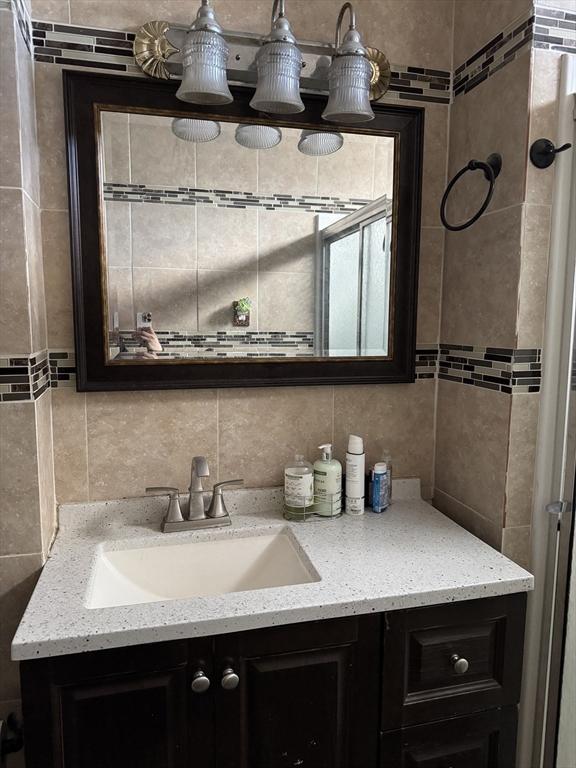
64, 72, 423, 390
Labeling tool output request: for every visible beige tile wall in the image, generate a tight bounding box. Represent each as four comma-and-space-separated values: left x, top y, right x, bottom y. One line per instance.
433, 4, 556, 572
0, 6, 55, 727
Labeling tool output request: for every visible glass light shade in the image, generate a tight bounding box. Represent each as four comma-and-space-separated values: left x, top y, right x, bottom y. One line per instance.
322, 53, 374, 123
176, 28, 232, 105
171, 118, 221, 142
298, 130, 344, 156
235, 124, 282, 150
250, 40, 304, 114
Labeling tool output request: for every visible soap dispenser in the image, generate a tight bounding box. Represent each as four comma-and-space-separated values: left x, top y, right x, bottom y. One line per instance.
284, 454, 314, 520
313, 444, 342, 517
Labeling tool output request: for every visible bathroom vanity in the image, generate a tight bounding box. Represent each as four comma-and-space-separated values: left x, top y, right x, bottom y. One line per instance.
13, 486, 532, 768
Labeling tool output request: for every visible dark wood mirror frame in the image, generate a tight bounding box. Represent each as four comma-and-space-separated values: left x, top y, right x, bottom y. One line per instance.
63, 70, 424, 391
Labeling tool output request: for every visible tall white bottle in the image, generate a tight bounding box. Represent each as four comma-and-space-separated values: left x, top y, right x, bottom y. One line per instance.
345, 435, 365, 516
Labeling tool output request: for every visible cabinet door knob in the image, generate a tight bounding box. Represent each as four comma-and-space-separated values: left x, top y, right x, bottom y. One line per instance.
191, 670, 211, 693
221, 667, 240, 690
450, 653, 469, 674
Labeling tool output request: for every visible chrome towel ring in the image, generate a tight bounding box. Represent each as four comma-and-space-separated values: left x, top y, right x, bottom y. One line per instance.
440, 152, 502, 232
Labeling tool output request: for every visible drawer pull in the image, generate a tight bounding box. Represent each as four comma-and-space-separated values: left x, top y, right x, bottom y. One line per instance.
450, 654, 469, 674
221, 667, 240, 690
191, 670, 211, 693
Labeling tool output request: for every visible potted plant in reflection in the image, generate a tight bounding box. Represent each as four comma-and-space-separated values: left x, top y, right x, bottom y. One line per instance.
233, 297, 252, 327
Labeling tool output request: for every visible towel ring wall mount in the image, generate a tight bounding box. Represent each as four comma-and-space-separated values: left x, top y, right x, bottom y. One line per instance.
440, 152, 502, 232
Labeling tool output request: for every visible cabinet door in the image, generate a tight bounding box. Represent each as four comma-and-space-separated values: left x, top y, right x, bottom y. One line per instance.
21, 639, 213, 768
215, 616, 381, 768
380, 707, 518, 768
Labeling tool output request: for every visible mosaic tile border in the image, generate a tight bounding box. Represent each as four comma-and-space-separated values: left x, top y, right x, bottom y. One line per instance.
453, 9, 534, 97
104, 183, 372, 215
120, 330, 314, 349
0, 351, 50, 402
533, 5, 576, 54
438, 344, 542, 394
0, 345, 543, 400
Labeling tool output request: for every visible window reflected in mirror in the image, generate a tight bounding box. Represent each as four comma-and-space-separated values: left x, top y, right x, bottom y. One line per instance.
98, 110, 396, 363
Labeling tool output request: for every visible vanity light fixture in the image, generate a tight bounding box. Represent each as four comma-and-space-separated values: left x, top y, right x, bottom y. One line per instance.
176, 0, 233, 105
235, 124, 282, 150
297, 130, 344, 156
322, 2, 374, 124
171, 118, 221, 142
249, 0, 304, 114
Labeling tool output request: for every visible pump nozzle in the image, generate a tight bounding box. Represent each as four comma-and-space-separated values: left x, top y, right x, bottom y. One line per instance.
318, 443, 333, 461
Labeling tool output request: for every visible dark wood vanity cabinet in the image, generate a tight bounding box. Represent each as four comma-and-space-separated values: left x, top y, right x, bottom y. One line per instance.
20, 594, 526, 768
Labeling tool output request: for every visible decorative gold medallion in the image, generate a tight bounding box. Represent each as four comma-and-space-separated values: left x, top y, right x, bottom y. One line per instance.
365, 46, 391, 101
133, 20, 180, 80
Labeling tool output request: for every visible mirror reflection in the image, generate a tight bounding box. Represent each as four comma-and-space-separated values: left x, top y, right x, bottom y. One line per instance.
99, 110, 396, 362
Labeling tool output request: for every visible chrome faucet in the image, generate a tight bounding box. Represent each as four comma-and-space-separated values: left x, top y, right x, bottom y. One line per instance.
188, 455, 210, 520
146, 457, 243, 533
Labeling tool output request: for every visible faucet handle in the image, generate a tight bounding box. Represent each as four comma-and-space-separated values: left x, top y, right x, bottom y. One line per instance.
207, 479, 244, 519
145, 487, 184, 524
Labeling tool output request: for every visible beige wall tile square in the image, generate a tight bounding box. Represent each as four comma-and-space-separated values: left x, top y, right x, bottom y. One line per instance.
31, 0, 70, 21
441, 205, 522, 348
317, 133, 374, 200
35, 63, 68, 211
52, 388, 89, 503
526, 51, 561, 207
101, 110, 130, 184
435, 379, 511, 526
433, 488, 503, 551
69, 0, 193, 31
0, 12, 21, 190
421, 104, 449, 228
258, 272, 314, 332
107, 266, 133, 329
42, 209, 75, 348
447, 53, 530, 222
104, 201, 131, 268
86, 389, 218, 500
0, 404, 42, 556
502, 525, 531, 570
197, 269, 258, 331
333, 379, 435, 492
35, 393, 56, 554
258, 209, 315, 273
517, 204, 551, 349
218, 386, 333, 487
453, 0, 532, 69
417, 227, 443, 345
0, 189, 31, 354
197, 121, 257, 193
504, 394, 539, 528
130, 113, 196, 188
22, 195, 47, 352
132, 267, 196, 331
131, 202, 197, 269
0, 554, 42, 701
257, 128, 317, 197
197, 206, 257, 271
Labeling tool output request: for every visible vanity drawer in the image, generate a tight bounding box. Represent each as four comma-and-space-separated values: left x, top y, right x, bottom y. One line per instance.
381, 593, 526, 728
380, 707, 518, 768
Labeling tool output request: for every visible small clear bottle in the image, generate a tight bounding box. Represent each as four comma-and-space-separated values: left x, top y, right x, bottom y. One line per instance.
284, 454, 314, 520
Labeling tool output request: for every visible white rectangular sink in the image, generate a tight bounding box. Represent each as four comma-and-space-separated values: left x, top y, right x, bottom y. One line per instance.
86, 530, 320, 609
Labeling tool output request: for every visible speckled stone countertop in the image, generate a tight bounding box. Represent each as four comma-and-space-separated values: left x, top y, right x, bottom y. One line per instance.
12, 481, 533, 661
